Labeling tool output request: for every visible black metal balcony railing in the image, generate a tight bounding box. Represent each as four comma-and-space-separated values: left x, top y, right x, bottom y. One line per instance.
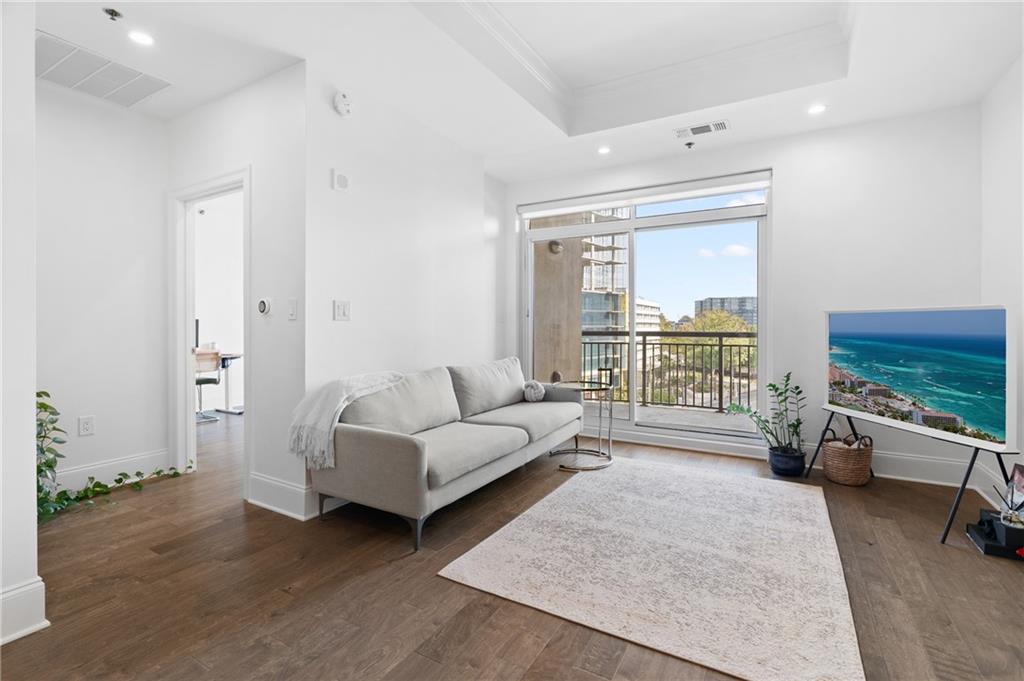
581, 330, 757, 412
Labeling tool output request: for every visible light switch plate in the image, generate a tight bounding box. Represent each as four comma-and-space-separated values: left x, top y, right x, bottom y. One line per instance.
288, 298, 298, 321
331, 169, 348, 191
78, 415, 95, 437
333, 300, 351, 321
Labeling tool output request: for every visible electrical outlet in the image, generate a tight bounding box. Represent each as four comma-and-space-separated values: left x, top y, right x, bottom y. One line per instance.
78, 415, 96, 437
333, 300, 351, 322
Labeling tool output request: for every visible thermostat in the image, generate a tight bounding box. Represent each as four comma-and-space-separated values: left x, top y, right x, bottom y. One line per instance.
257, 298, 272, 315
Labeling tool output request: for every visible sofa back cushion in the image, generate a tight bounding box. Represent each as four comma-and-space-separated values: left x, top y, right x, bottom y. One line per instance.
341, 367, 460, 434
447, 357, 525, 418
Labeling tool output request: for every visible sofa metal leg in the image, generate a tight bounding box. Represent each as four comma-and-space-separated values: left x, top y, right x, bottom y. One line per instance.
318, 493, 328, 521
401, 515, 427, 551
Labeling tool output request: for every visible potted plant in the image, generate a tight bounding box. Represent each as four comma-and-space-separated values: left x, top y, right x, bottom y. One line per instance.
728, 372, 807, 476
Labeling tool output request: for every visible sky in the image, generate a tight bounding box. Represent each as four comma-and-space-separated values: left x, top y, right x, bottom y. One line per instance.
829, 308, 1007, 337
634, 220, 758, 320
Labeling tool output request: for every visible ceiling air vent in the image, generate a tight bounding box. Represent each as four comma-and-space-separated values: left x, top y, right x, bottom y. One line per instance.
35, 31, 170, 108
674, 120, 729, 139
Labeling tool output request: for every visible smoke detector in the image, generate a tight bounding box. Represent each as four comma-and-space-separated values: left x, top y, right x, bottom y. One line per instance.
674, 120, 729, 139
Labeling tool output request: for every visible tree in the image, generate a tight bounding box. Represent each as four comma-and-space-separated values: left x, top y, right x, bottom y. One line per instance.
680, 309, 751, 334
658, 313, 674, 332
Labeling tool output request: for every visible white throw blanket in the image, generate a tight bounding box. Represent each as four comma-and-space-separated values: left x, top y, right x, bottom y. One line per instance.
288, 371, 404, 470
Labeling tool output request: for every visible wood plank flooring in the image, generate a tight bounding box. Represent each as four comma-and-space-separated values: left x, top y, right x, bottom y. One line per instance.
2, 415, 1022, 680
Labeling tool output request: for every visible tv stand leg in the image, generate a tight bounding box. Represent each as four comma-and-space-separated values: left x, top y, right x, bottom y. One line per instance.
804, 411, 835, 478
994, 451, 1010, 484
940, 447, 979, 544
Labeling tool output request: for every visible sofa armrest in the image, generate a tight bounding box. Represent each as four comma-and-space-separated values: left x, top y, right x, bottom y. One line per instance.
311, 423, 429, 519
541, 383, 583, 404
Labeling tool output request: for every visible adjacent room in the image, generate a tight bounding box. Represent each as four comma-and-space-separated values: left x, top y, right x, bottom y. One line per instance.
1, 2, 1022, 680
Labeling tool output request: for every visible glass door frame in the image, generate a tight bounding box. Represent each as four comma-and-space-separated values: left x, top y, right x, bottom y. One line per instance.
520, 179, 771, 441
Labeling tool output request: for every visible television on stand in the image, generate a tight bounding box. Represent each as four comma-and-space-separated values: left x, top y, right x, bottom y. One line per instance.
821, 306, 1016, 544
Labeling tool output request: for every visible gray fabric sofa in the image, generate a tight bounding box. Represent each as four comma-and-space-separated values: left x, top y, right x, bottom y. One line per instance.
310, 357, 582, 550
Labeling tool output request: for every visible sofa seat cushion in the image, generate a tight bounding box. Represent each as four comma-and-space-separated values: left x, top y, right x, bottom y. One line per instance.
447, 357, 525, 418
341, 367, 461, 435
464, 401, 583, 442
417, 422, 529, 489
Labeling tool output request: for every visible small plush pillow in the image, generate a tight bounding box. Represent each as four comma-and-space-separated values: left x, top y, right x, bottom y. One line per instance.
523, 380, 545, 403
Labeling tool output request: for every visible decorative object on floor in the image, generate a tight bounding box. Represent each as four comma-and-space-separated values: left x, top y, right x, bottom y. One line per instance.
728, 371, 807, 476
440, 458, 864, 681
967, 510, 1024, 561
523, 379, 545, 402
547, 374, 613, 471
822, 432, 873, 486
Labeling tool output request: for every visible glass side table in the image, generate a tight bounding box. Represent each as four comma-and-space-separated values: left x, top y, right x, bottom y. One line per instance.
548, 379, 613, 471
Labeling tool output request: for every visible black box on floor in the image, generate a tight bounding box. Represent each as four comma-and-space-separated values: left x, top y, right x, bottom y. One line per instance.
966, 509, 1024, 561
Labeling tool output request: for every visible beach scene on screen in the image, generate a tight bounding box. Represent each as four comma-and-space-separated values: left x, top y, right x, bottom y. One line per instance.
828, 308, 1006, 443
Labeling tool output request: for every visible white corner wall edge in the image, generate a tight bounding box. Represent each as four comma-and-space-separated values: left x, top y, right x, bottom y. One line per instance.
0, 578, 49, 645
246, 471, 344, 521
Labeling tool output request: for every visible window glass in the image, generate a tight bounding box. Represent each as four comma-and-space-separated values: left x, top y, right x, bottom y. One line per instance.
635, 189, 766, 219
527, 207, 629, 230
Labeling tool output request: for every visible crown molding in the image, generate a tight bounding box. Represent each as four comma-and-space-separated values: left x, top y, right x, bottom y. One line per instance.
459, 1, 569, 99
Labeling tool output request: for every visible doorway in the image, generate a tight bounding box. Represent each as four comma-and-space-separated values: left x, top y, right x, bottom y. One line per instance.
169, 169, 251, 493
192, 190, 245, 465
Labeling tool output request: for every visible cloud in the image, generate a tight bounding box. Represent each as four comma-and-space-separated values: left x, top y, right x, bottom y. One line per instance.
697, 248, 716, 258
726, 192, 765, 208
721, 244, 754, 257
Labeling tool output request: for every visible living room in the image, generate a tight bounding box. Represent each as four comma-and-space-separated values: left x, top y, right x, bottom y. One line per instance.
2, 2, 1022, 680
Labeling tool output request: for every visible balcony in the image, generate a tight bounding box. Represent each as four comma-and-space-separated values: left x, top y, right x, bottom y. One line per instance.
580, 330, 758, 434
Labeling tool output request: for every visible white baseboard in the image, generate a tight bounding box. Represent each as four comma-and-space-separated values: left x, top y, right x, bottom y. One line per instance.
56, 449, 170, 492
1, 577, 49, 645
603, 426, 1014, 510
247, 471, 310, 521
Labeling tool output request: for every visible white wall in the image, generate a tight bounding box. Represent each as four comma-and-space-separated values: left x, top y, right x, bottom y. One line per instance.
195, 190, 245, 409
506, 104, 1011, 493
1, 1, 49, 645
303, 65, 503, 384
981, 56, 1023, 456
168, 63, 307, 518
35, 83, 170, 490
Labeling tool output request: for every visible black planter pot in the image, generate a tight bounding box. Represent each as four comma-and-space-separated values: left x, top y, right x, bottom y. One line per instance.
768, 447, 806, 477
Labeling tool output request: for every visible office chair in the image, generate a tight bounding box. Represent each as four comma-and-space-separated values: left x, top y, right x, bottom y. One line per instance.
195, 349, 222, 423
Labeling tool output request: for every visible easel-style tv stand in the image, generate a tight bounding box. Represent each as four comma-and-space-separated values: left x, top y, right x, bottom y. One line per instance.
806, 407, 1017, 544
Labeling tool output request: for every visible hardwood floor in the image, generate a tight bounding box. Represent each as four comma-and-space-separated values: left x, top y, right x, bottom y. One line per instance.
3, 415, 1022, 680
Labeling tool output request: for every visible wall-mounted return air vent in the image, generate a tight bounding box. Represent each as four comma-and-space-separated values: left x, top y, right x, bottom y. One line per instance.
674, 120, 729, 139
35, 30, 170, 108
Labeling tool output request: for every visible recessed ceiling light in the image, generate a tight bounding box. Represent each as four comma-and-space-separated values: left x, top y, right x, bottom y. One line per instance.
128, 30, 154, 46
807, 103, 828, 115
597, 146, 611, 155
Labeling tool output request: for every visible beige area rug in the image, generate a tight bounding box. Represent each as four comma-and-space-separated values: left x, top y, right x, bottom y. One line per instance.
439, 457, 865, 681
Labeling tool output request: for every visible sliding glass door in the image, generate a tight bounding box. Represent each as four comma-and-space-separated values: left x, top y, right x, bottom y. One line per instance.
633, 221, 758, 434
524, 176, 768, 439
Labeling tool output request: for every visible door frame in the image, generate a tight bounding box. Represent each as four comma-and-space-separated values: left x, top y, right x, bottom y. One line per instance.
167, 168, 252, 497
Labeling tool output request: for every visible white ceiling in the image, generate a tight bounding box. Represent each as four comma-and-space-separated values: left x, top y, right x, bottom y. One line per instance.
35, 3, 299, 119
36, 2, 1022, 185
482, 1, 1023, 182
488, 2, 847, 90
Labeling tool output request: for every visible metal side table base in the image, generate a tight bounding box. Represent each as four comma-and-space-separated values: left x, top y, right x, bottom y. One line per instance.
547, 380, 614, 472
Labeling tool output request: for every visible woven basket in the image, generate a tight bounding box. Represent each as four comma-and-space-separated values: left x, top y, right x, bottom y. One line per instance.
822, 432, 873, 486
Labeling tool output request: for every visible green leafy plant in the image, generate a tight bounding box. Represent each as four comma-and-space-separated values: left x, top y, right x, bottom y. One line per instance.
37, 391, 193, 522
727, 372, 806, 453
